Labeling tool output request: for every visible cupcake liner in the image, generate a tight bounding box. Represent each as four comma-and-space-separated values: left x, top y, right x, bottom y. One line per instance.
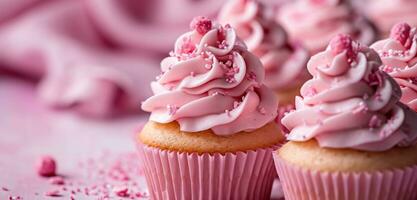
273, 154, 417, 200
138, 143, 279, 200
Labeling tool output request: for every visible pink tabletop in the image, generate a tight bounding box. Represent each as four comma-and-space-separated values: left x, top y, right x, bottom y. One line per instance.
0, 76, 283, 200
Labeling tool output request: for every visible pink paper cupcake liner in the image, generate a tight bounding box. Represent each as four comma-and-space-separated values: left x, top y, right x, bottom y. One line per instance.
137, 143, 279, 200
273, 154, 417, 200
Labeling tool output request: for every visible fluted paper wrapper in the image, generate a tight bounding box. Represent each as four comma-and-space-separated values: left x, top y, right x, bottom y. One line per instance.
138, 143, 278, 200
273, 153, 417, 200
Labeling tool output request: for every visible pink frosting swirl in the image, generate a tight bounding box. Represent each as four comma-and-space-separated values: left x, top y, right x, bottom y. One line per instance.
367, 0, 417, 36
141, 17, 278, 136
218, 0, 309, 91
371, 23, 417, 111
281, 34, 417, 151
277, 0, 376, 54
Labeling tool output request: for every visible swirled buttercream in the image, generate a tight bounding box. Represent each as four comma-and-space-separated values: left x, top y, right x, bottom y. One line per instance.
282, 34, 417, 151
371, 23, 417, 111
142, 17, 278, 136
277, 0, 376, 54
218, 0, 309, 91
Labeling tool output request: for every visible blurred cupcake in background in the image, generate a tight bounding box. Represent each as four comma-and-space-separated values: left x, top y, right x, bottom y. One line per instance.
139, 17, 284, 199
218, 0, 310, 107
277, 0, 376, 54
371, 23, 417, 111
275, 34, 417, 200
366, 0, 417, 37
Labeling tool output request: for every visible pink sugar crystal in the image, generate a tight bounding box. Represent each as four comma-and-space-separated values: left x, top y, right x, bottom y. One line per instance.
190, 16, 212, 35
329, 34, 356, 61
49, 176, 65, 185
37, 156, 57, 177
390, 23, 412, 48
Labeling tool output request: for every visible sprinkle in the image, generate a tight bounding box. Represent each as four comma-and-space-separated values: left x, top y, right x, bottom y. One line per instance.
37, 156, 57, 177
49, 176, 65, 185
167, 104, 178, 115
2, 187, 9, 192
169, 51, 175, 57
225, 109, 231, 117
246, 71, 257, 81
8, 196, 22, 200
45, 190, 62, 197
304, 87, 317, 97
113, 186, 129, 197
369, 115, 383, 128
352, 102, 368, 114
329, 34, 357, 62
190, 72, 195, 77
179, 37, 196, 54
233, 101, 240, 108
190, 16, 212, 35
204, 64, 212, 69
258, 106, 266, 115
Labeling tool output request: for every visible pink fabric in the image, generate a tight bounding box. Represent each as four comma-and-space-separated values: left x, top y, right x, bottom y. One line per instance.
0, 0, 231, 117
274, 154, 417, 200
138, 143, 278, 200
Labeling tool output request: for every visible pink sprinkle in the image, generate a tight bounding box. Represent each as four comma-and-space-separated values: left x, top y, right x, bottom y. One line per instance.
2, 187, 9, 191
190, 16, 212, 35
233, 101, 240, 108
329, 34, 356, 62
167, 104, 178, 115
225, 109, 231, 117
258, 106, 266, 115
246, 71, 257, 81
49, 176, 65, 185
45, 190, 62, 197
113, 186, 129, 197
390, 23, 412, 48
304, 87, 317, 97
37, 155, 56, 177
369, 115, 382, 128
179, 37, 196, 54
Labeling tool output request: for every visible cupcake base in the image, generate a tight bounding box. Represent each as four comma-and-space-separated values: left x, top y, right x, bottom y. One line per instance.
274, 153, 417, 200
138, 143, 278, 200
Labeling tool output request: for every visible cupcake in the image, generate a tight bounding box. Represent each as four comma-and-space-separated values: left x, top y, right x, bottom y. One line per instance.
366, 0, 417, 37
371, 23, 417, 111
277, 0, 376, 54
218, 0, 310, 106
275, 34, 417, 200
139, 17, 283, 199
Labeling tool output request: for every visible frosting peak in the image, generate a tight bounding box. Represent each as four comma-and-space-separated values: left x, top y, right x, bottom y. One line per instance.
329, 34, 356, 60
190, 16, 212, 35
282, 35, 417, 151
218, 0, 309, 91
142, 17, 278, 136
390, 23, 412, 48
371, 23, 417, 111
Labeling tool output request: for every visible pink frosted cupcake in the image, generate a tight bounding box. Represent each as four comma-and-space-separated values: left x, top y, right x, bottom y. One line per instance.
367, 0, 417, 37
139, 17, 284, 199
371, 23, 417, 111
275, 34, 417, 200
277, 0, 376, 54
218, 0, 310, 106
